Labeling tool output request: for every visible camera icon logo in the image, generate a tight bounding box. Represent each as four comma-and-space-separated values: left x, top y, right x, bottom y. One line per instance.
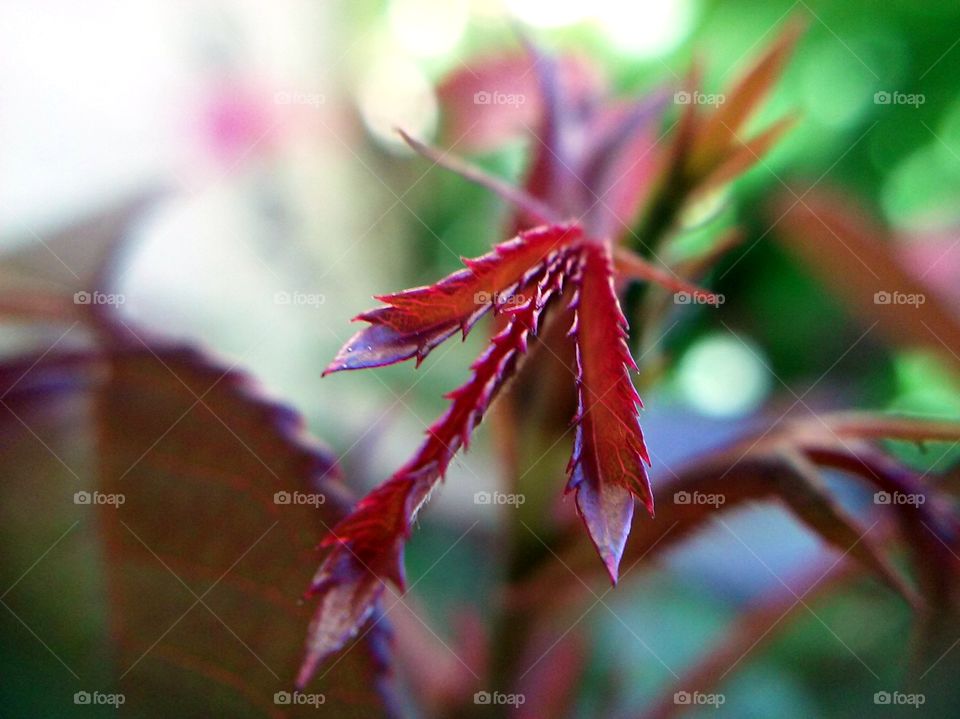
874, 291, 891, 304
74, 691, 92, 704
73, 291, 92, 305
474, 491, 491, 505
874, 491, 891, 505
674, 91, 692, 105
673, 491, 691, 505
874, 91, 892, 105
474, 691, 492, 704
874, 691, 891, 704
274, 491, 291, 505
474, 91, 492, 105
74, 491, 92, 505
274, 691, 292, 705
674, 691, 691, 704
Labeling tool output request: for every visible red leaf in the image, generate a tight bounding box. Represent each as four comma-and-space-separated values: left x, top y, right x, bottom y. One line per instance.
578, 94, 669, 237
520, 48, 574, 217
437, 51, 601, 153
324, 224, 581, 373
566, 243, 652, 583
303, 252, 574, 684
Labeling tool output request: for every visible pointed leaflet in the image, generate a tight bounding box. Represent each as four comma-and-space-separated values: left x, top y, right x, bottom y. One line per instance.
435, 52, 600, 152
700, 115, 797, 191
521, 413, 960, 616
688, 21, 802, 177
302, 252, 574, 684
567, 243, 652, 584
613, 245, 719, 303
324, 224, 580, 373
578, 92, 670, 237
398, 129, 558, 225
519, 43, 577, 222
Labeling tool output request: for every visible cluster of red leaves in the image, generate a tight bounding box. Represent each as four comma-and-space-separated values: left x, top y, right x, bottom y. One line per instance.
300, 28, 804, 685
0, 22, 958, 716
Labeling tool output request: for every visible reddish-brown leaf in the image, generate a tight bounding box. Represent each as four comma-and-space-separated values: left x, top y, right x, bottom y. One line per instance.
436, 52, 601, 153
689, 21, 803, 176
578, 94, 669, 237
324, 224, 581, 373
0, 342, 398, 717
303, 252, 574, 684
520, 413, 960, 650
567, 243, 652, 583
773, 189, 960, 366
700, 114, 797, 191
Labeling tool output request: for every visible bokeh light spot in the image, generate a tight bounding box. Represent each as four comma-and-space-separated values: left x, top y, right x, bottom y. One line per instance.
677, 333, 771, 418
357, 55, 438, 153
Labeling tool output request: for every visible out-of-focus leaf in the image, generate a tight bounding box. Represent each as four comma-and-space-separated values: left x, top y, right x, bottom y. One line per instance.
632, 25, 799, 251
0, 340, 398, 718
389, 598, 484, 715
578, 95, 669, 236
0, 190, 163, 323
514, 624, 587, 719
613, 245, 717, 301
897, 230, 960, 308
437, 52, 601, 152
521, 413, 960, 630
776, 448, 918, 607
641, 559, 854, 719
700, 115, 797, 191
399, 129, 559, 224
806, 443, 960, 667
773, 189, 960, 365
688, 22, 803, 177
